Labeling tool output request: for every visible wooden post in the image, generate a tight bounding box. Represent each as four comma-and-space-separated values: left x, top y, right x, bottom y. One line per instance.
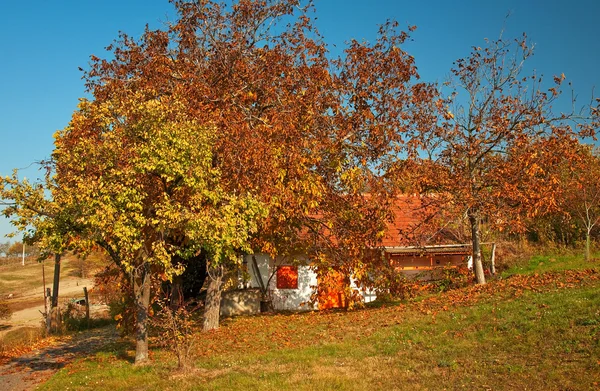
45, 288, 52, 333
42, 260, 47, 314
83, 287, 90, 328
490, 243, 497, 275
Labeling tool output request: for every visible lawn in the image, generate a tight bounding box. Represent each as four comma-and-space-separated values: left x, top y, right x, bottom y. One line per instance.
39, 253, 600, 390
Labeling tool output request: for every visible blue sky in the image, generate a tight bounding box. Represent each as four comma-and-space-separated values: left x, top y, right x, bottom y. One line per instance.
1, 0, 599, 240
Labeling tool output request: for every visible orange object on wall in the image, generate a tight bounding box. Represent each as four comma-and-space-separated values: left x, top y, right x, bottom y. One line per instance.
276, 265, 298, 289
317, 270, 348, 310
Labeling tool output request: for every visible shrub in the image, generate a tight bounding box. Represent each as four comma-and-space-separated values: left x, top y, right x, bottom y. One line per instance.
150, 298, 200, 371
95, 266, 136, 335
62, 301, 113, 332
0, 301, 11, 320
430, 266, 473, 292
0, 326, 44, 357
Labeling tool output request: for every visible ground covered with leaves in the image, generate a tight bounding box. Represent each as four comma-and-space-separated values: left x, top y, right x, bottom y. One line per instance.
35, 255, 600, 391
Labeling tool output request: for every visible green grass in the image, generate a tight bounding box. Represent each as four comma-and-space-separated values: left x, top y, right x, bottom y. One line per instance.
501, 250, 600, 277
38, 252, 600, 391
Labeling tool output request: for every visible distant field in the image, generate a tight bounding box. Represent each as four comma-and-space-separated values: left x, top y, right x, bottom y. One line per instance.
0, 258, 48, 297
38, 252, 600, 391
0, 253, 108, 298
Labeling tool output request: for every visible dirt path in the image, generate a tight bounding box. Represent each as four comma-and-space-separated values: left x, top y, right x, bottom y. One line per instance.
0, 326, 119, 391
1, 278, 96, 337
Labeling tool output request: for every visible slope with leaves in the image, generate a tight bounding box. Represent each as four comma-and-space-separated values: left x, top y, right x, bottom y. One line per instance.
36, 254, 600, 391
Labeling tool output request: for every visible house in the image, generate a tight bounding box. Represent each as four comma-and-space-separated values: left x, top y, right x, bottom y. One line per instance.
220, 195, 471, 315
380, 195, 471, 275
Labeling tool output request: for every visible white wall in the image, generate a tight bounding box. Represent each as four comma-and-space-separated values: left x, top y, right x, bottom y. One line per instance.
243, 254, 317, 311
243, 254, 378, 310
350, 277, 377, 304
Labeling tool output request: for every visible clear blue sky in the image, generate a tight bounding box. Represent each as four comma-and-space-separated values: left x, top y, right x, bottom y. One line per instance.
1, 0, 599, 240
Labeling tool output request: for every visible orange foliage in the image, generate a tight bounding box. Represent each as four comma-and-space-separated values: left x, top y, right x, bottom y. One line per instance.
73, 1, 446, 297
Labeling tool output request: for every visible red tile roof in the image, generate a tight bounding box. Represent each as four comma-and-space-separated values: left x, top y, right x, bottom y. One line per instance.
380, 195, 424, 247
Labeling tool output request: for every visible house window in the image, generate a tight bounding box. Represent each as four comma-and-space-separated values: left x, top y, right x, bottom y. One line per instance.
276, 266, 298, 289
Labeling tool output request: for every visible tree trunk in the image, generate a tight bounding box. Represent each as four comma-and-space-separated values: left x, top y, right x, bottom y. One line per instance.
468, 212, 486, 285
49, 306, 62, 335
133, 266, 151, 365
48, 253, 62, 334
45, 288, 51, 334
203, 264, 223, 332
170, 276, 183, 310
585, 229, 591, 262
489, 243, 497, 276
83, 286, 90, 329
51, 253, 61, 308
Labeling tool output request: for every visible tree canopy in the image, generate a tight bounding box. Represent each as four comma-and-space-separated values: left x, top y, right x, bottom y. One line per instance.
54, 92, 266, 361
406, 34, 599, 284
2, 0, 599, 366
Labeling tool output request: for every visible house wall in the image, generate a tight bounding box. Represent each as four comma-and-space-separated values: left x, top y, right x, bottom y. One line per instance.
243, 254, 377, 311
350, 277, 377, 304
244, 254, 318, 312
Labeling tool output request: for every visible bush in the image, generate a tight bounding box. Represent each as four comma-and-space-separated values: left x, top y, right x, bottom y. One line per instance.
0, 301, 11, 320
150, 298, 200, 371
430, 266, 473, 292
62, 301, 113, 332
94, 266, 136, 335
367, 263, 431, 301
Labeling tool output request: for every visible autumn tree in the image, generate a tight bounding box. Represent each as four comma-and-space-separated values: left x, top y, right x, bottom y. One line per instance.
409, 34, 599, 284
54, 94, 265, 363
0, 168, 79, 332
7, 241, 23, 258
561, 146, 600, 260
78, 0, 435, 329
3, 241, 40, 259
0, 242, 9, 257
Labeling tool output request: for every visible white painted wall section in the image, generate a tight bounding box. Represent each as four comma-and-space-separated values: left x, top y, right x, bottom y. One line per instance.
243, 254, 377, 310
350, 277, 377, 303
243, 254, 318, 311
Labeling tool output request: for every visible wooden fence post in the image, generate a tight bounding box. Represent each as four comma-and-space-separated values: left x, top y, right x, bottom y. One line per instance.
45, 287, 52, 333
83, 287, 90, 328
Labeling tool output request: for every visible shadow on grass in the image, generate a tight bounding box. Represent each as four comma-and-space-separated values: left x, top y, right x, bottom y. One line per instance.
1, 325, 132, 378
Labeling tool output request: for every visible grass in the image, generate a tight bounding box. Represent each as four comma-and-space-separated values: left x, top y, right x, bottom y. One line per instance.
0, 326, 45, 358
37, 251, 600, 390
0, 258, 47, 297
501, 250, 600, 277
0, 256, 71, 297
0, 253, 108, 311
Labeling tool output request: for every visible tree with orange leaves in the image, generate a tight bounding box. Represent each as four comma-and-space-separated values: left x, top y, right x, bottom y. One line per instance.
409, 34, 599, 284
54, 0, 435, 363
560, 145, 600, 261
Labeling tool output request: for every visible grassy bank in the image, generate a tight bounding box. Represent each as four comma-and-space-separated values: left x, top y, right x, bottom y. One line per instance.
38, 254, 600, 390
